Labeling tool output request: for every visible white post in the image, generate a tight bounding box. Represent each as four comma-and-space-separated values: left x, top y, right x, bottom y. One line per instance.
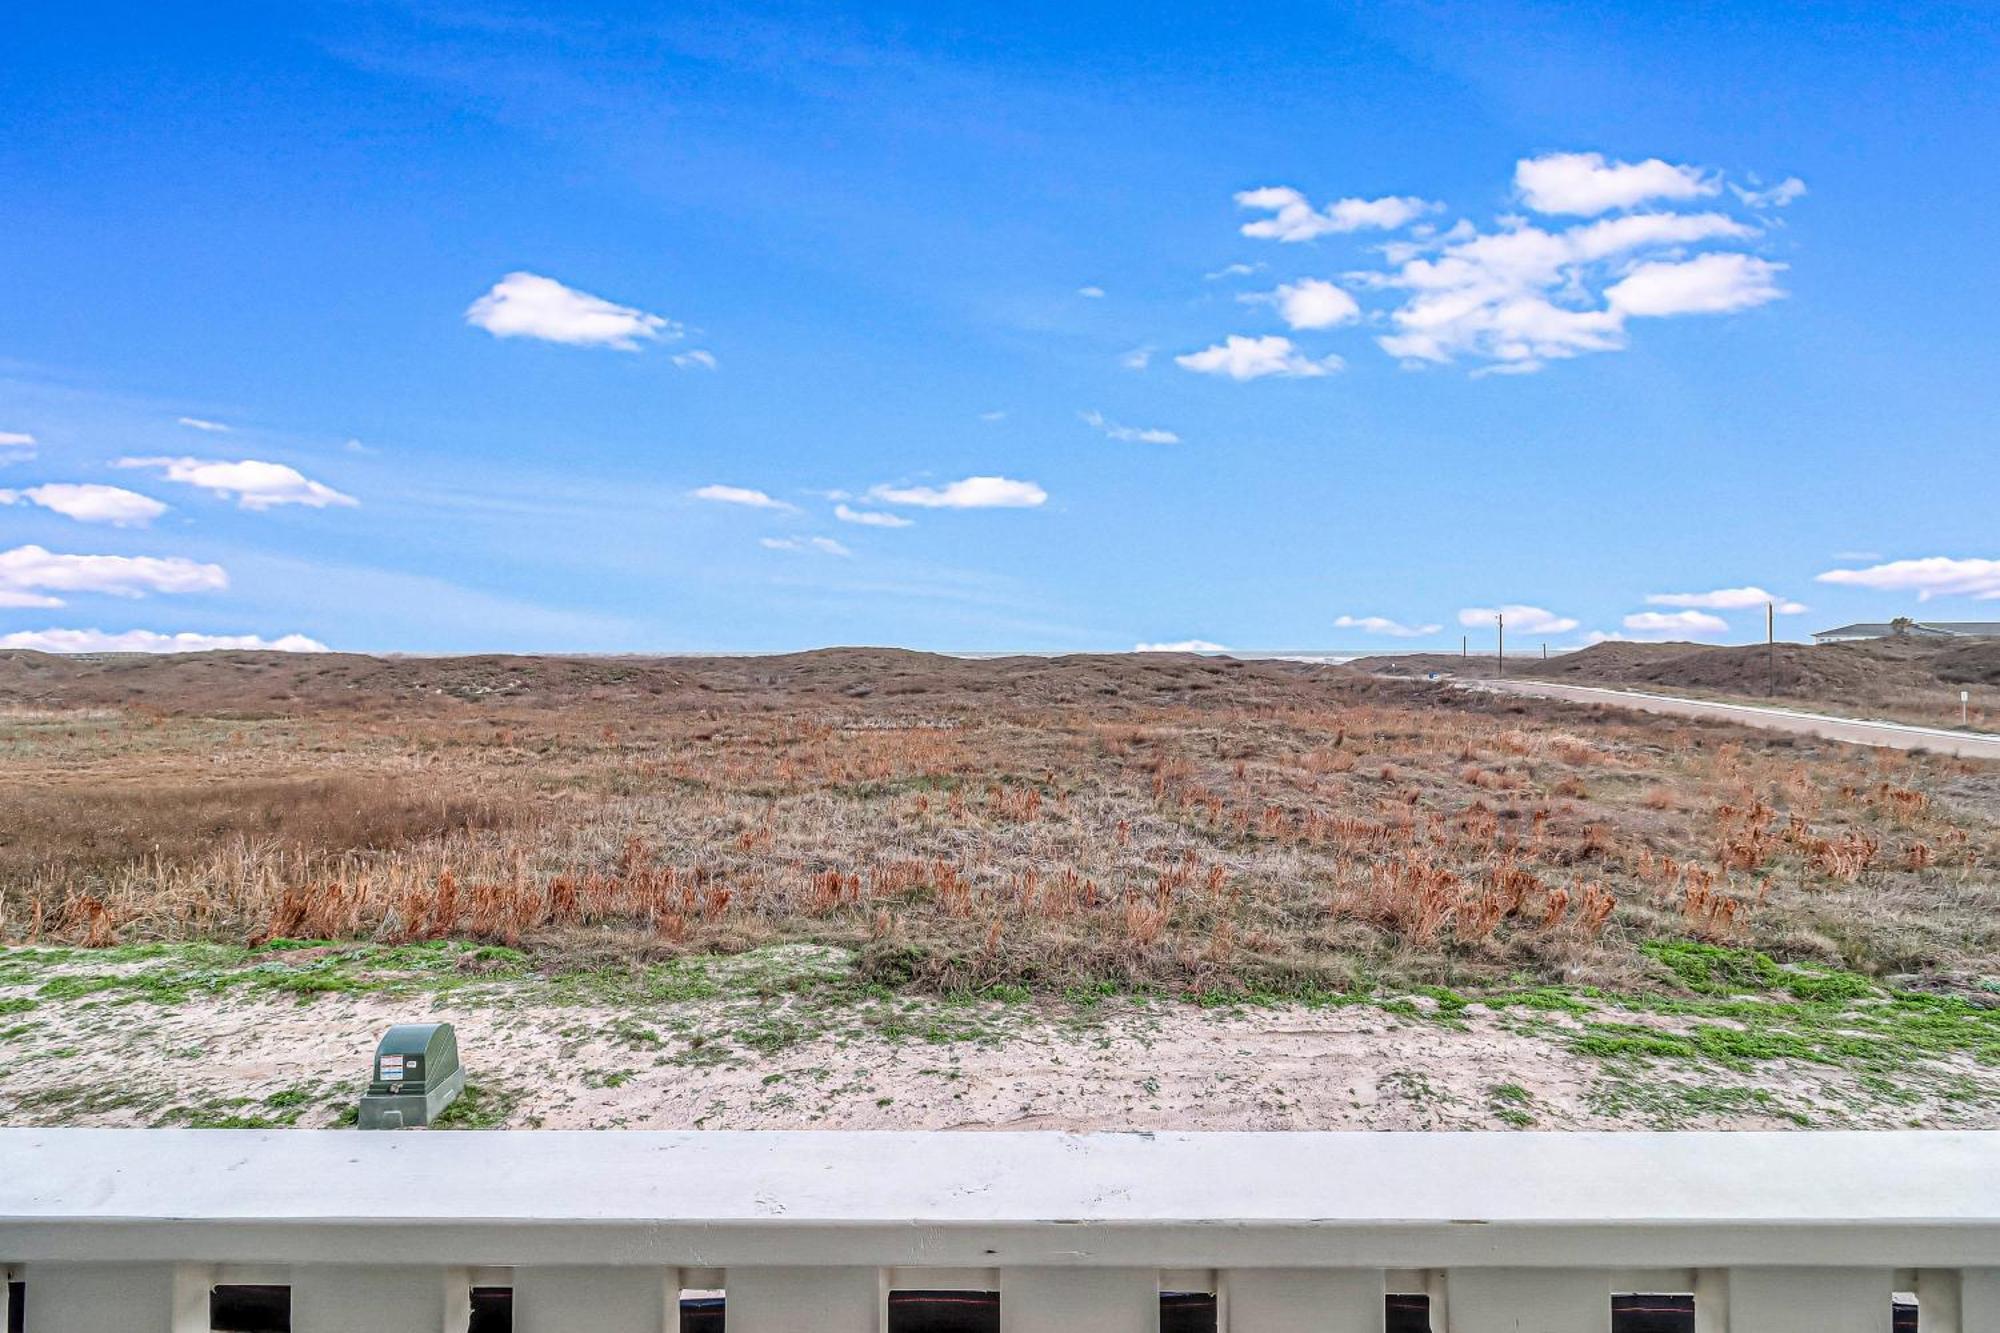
511, 1268, 676, 1333
1222, 1269, 1383, 1333
1443, 1269, 1609, 1333
292, 1265, 463, 1333
1000, 1268, 1157, 1333
19, 1263, 209, 1333
1917, 1269, 1963, 1333
1959, 1269, 2000, 1333
728, 1266, 883, 1333
1724, 1267, 1893, 1333
1693, 1267, 1730, 1333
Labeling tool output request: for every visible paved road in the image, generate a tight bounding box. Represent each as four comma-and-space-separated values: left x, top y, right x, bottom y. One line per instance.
1466, 678, 2000, 760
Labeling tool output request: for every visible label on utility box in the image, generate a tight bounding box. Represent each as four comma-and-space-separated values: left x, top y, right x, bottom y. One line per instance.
380, 1056, 404, 1079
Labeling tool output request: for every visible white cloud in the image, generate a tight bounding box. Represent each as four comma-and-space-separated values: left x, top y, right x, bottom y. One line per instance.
1247, 277, 1361, 331
760, 536, 852, 557
869, 476, 1047, 509
1514, 151, 1717, 215
1334, 614, 1441, 638
1731, 176, 1808, 210
1646, 586, 1806, 614
115, 457, 356, 510
1366, 206, 1769, 371
1077, 285, 1106, 298
1606, 253, 1786, 317
1457, 604, 1579, 634
834, 503, 912, 528
1815, 556, 2000, 601
671, 349, 718, 370
1236, 186, 1439, 242
1135, 639, 1228, 653
1622, 609, 1730, 637
0, 627, 327, 654
0, 545, 227, 608
176, 416, 230, 432
1176, 334, 1342, 381
0, 484, 167, 527
979, 410, 1008, 421
692, 484, 796, 512
1079, 410, 1180, 445
1204, 262, 1264, 280
464, 272, 679, 351
1119, 348, 1153, 371
0, 431, 36, 464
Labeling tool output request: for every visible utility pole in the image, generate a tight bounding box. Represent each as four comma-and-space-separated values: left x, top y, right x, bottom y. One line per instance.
1767, 601, 1775, 697
1542, 642, 1547, 661
1461, 635, 1467, 659
1497, 612, 1505, 678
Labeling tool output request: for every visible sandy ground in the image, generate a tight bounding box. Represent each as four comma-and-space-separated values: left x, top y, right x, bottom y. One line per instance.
5, 951, 1992, 1132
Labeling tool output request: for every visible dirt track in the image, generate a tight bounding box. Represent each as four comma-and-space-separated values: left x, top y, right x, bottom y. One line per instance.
1471, 679, 2000, 761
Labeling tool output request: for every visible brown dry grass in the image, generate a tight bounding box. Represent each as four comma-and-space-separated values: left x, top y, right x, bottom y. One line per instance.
2, 652, 1995, 995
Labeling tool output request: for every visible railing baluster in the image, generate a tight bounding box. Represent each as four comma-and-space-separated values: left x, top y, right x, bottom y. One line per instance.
998, 1267, 1158, 1333
728, 1266, 884, 1333
19, 1263, 207, 1333
1442, 1269, 1610, 1333
1960, 1269, 1999, 1333
1723, 1267, 1893, 1333
511, 1267, 677, 1333
1221, 1268, 1384, 1333
291, 1265, 457, 1333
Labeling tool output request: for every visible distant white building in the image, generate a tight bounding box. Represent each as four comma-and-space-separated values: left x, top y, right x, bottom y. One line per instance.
1812, 620, 2000, 644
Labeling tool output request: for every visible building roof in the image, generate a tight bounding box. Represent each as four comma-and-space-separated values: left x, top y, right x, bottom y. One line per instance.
1813, 621, 2000, 639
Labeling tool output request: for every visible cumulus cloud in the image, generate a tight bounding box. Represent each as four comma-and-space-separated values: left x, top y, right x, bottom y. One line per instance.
1334, 614, 1441, 638
1731, 177, 1808, 210
1622, 609, 1730, 637
759, 536, 852, 557
1605, 253, 1786, 318
1236, 186, 1438, 242
869, 476, 1047, 509
0, 627, 326, 653
1457, 604, 1579, 634
1646, 586, 1806, 613
1815, 556, 2000, 601
692, 484, 795, 511
833, 503, 912, 528
1366, 208, 1768, 371
0, 484, 167, 527
116, 457, 356, 510
1119, 348, 1153, 371
464, 272, 680, 350
1514, 151, 1717, 215
0, 545, 228, 608
1079, 410, 1180, 445
1176, 335, 1342, 381
1135, 640, 1228, 653
670, 349, 718, 370
176, 416, 230, 432
1246, 278, 1361, 331
1204, 262, 1265, 281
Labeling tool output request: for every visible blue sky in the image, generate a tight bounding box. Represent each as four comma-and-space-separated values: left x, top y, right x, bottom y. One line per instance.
2, 1, 1996, 654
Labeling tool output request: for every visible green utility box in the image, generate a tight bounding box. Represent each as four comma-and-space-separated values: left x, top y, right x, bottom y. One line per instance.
356, 1023, 464, 1130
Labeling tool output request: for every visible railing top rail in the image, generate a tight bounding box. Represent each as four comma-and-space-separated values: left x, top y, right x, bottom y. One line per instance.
6, 1129, 1999, 1226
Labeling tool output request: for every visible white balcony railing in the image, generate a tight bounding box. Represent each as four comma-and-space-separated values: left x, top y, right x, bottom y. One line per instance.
3, 1129, 1997, 1332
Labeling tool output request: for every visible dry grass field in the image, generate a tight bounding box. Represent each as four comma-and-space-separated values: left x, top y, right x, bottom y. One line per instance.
2, 647, 1997, 1130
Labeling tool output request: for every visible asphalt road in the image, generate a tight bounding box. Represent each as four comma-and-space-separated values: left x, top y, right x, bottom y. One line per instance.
1468, 678, 2000, 761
